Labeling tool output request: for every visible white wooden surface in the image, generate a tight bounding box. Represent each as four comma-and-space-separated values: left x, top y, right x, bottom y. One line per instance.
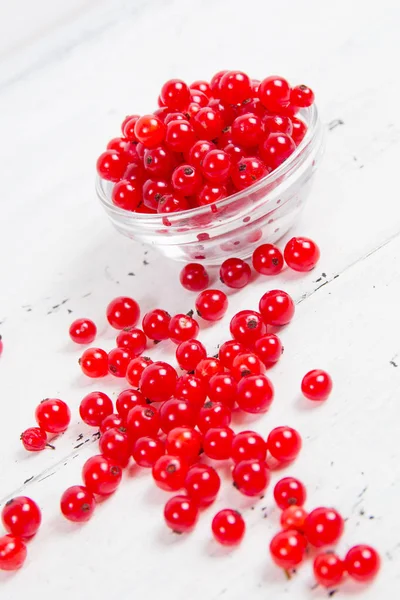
1, 0, 400, 596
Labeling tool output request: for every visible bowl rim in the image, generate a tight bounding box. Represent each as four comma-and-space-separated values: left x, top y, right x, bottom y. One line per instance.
96, 104, 320, 223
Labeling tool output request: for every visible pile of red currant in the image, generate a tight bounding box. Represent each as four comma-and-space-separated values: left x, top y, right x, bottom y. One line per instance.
96, 71, 314, 214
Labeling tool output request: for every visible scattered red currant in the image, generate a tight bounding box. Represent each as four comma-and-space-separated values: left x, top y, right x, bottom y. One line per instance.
269, 529, 307, 570
79, 391, 113, 427
233, 459, 270, 496
254, 334, 283, 368
134, 114, 166, 148
0, 535, 27, 571
304, 507, 344, 547
82, 455, 122, 496
273, 477, 307, 509
252, 244, 284, 276
219, 71, 252, 104
107, 347, 133, 377
60, 485, 96, 523
20, 427, 49, 452
185, 464, 220, 506
207, 373, 237, 409
301, 369, 332, 401
179, 263, 210, 292
284, 237, 320, 272
35, 398, 71, 433
281, 506, 308, 532
140, 361, 177, 402
195, 289, 228, 321
197, 402, 231, 433
259, 76, 291, 112
152, 455, 189, 491
69, 318, 97, 344
116, 388, 146, 419
164, 495, 199, 533
218, 340, 247, 370
132, 436, 164, 467
165, 427, 202, 464
126, 356, 153, 387
100, 413, 124, 434
142, 309, 171, 341
259, 289, 295, 326
79, 347, 108, 378
345, 545, 380, 582
313, 552, 345, 588
231, 431, 266, 463
127, 405, 160, 440
99, 426, 131, 467
2, 497, 41, 538
232, 352, 265, 380
168, 313, 199, 344
236, 374, 274, 413
175, 374, 207, 409
290, 84, 315, 108
176, 339, 207, 372
230, 310, 266, 346
159, 398, 198, 433
195, 357, 224, 383
220, 258, 251, 289
97, 150, 128, 182
267, 426, 302, 463
160, 79, 190, 111
116, 328, 147, 356
203, 427, 234, 460
106, 296, 140, 330
212, 509, 245, 546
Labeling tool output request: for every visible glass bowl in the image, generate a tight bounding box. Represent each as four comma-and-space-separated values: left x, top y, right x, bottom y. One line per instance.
97, 105, 324, 265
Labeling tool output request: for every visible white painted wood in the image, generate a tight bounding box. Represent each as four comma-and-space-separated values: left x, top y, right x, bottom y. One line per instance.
1, 0, 400, 596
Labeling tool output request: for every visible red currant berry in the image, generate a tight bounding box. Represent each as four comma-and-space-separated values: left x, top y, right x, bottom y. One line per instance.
262, 114, 293, 137
270, 529, 307, 569
0, 535, 27, 571
69, 318, 97, 344
99, 426, 131, 467
301, 369, 332, 401
254, 334, 283, 367
107, 296, 140, 330
232, 352, 265, 380
230, 310, 266, 347
189, 89, 208, 107
208, 373, 237, 409
159, 398, 198, 433
79, 392, 113, 427
100, 413, 124, 434
20, 427, 48, 452
197, 402, 231, 433
313, 552, 345, 588
210, 70, 228, 95
284, 236, 320, 272
304, 507, 344, 548
259, 133, 296, 171
233, 459, 270, 496
195, 357, 224, 383
143, 146, 177, 178
220, 258, 251, 289
126, 356, 153, 387
195, 289, 228, 321
231, 113, 263, 147
185, 464, 220, 506
268, 427, 302, 463
116, 328, 147, 356
185, 140, 216, 169
135, 203, 156, 215
127, 405, 160, 440
79, 347, 108, 378
193, 108, 223, 141
116, 388, 146, 419
176, 339, 207, 371
60, 485, 95, 523
259, 76, 291, 112
231, 431, 266, 463
190, 80, 211, 97
290, 84, 315, 108
142, 309, 171, 341
107, 347, 133, 377
136, 142, 145, 160
123, 141, 140, 163
122, 115, 140, 140
168, 313, 199, 344
2, 497, 41, 538
252, 244, 284, 276
291, 117, 307, 145
166, 427, 202, 463
196, 183, 227, 206
172, 164, 203, 196
180, 263, 209, 292
201, 150, 231, 184
152, 455, 189, 491
223, 142, 248, 164
218, 340, 247, 370
158, 193, 190, 214
259, 289, 295, 326
111, 179, 141, 211
142, 178, 171, 210
132, 436, 164, 467
274, 477, 307, 509
96, 150, 128, 182
236, 374, 274, 413
212, 509, 245, 546
345, 545, 380, 582
165, 120, 196, 153
140, 361, 177, 402
82, 455, 122, 496
123, 160, 144, 183
134, 114, 165, 148
175, 374, 207, 409
219, 71, 251, 104
281, 506, 308, 532
203, 427, 234, 460
160, 79, 190, 110
231, 157, 267, 190
35, 398, 71, 433
164, 495, 199, 533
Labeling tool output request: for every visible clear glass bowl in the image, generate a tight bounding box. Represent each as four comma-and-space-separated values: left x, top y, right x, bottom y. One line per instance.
97, 105, 324, 265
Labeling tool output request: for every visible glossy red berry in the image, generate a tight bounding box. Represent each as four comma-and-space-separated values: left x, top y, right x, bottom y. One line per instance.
179, 263, 209, 292
190, 80, 211, 97
197, 402, 231, 433
172, 164, 203, 196
126, 356, 153, 387
195, 357, 224, 383
304, 507, 344, 548
142, 309, 171, 341
193, 108, 223, 141
158, 193, 190, 215
219, 71, 252, 104
160, 79, 190, 110
195, 289, 228, 321
99, 426, 131, 467
79, 391, 113, 427
314, 552, 345, 588
259, 289, 295, 326
106, 296, 140, 330
35, 398, 71, 433
291, 117, 307, 145
142, 178, 171, 210
143, 146, 177, 178
290, 85, 315, 108
233, 459, 270, 496
164, 495, 199, 533
116, 328, 147, 356
159, 398, 197, 433
301, 369, 332, 401
212, 509, 245, 546
175, 375, 207, 409
69, 318, 97, 344
140, 361, 177, 402
166, 427, 202, 463
252, 244, 284, 276
0, 535, 27, 571
127, 405, 160, 440
196, 183, 227, 206
60, 485, 95, 523
116, 388, 146, 419
220, 258, 251, 289
185, 464, 220, 506
152, 455, 189, 491
210, 70, 228, 95
281, 506, 308, 532
267, 426, 302, 463
259, 76, 291, 112
259, 133, 296, 171
231, 157, 267, 190
284, 236, 320, 272
203, 427, 234, 460
345, 545, 380, 582
218, 340, 247, 369
107, 347, 133, 377
100, 413, 124, 434
20, 427, 48, 452
270, 529, 307, 569
168, 313, 199, 344
79, 347, 108, 378
236, 374, 274, 413
231, 431, 266, 463
208, 374, 237, 409
134, 114, 165, 148
176, 339, 207, 371
111, 179, 141, 211
231, 113, 263, 147
186, 140, 216, 169
254, 334, 283, 367
132, 436, 164, 467
262, 114, 293, 137
97, 150, 128, 182
230, 310, 266, 346
2, 497, 41, 538
201, 150, 231, 184
165, 120, 196, 153
82, 455, 122, 496
273, 477, 307, 509
232, 352, 265, 380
